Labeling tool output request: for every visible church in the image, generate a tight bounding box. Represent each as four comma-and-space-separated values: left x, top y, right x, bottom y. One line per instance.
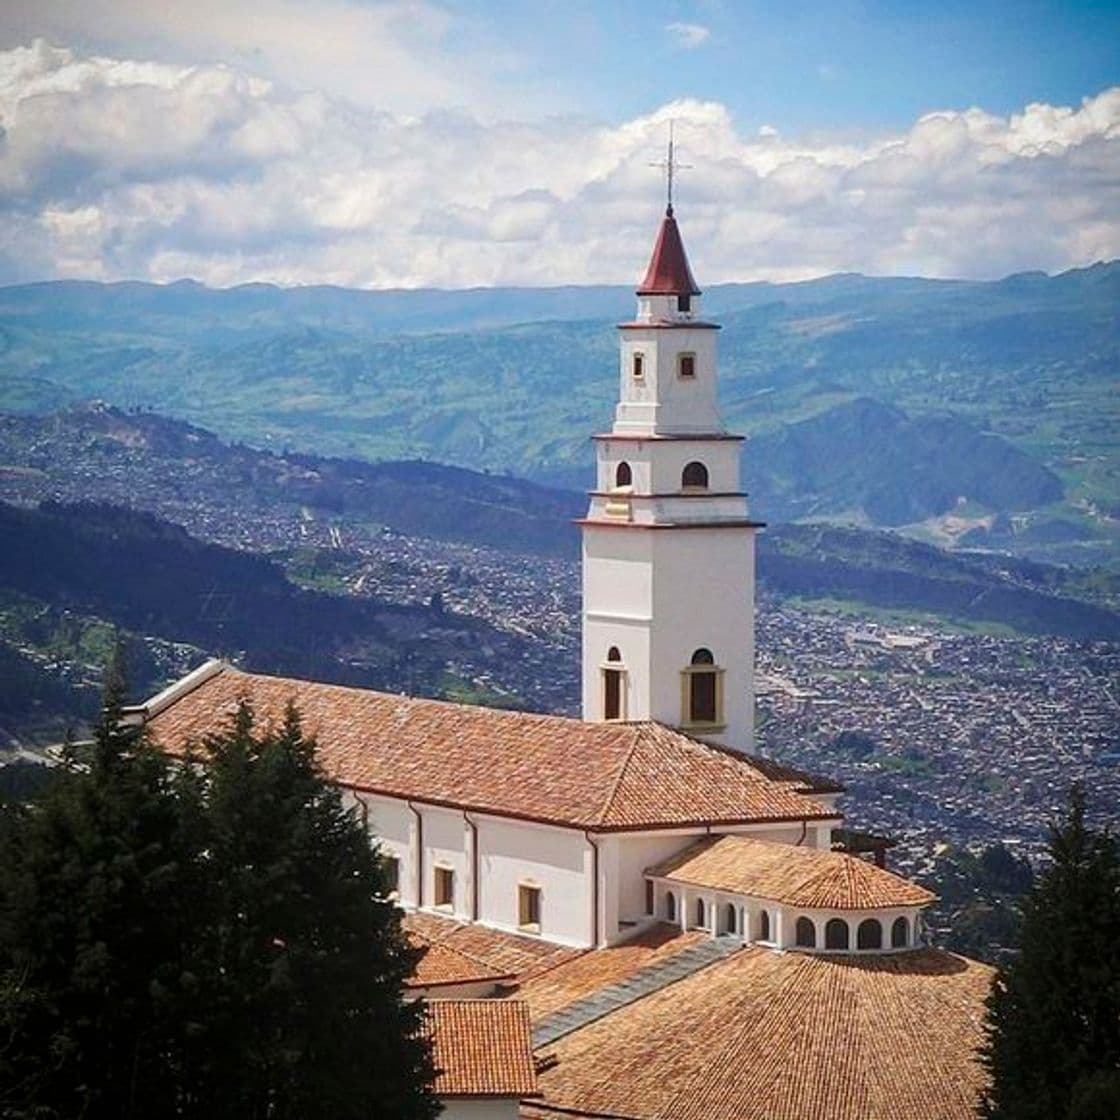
136, 200, 994, 1119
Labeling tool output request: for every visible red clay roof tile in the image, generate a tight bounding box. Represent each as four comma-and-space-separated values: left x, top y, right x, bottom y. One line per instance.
423, 999, 539, 1098
144, 665, 838, 832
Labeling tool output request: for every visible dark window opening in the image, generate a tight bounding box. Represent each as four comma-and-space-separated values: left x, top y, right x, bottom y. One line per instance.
857, 919, 883, 950
434, 866, 455, 909
677, 293, 691, 313
725, 904, 737, 934
604, 668, 623, 720
687, 649, 718, 724
679, 353, 695, 378
383, 855, 400, 895
615, 461, 632, 488
695, 898, 706, 928
759, 909, 771, 941
666, 891, 677, 921
519, 884, 542, 929
645, 879, 655, 915
796, 917, 816, 948
681, 461, 709, 489
891, 916, 909, 948
632, 352, 644, 379
825, 919, 849, 950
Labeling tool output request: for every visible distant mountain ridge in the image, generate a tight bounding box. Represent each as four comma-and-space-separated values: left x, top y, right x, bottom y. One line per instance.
1, 263, 1116, 566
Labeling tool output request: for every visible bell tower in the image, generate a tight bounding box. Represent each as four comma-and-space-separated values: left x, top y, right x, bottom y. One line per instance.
579, 202, 761, 751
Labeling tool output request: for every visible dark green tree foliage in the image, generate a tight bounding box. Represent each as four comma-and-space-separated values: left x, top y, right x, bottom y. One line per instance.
0, 679, 435, 1119
981, 789, 1120, 1119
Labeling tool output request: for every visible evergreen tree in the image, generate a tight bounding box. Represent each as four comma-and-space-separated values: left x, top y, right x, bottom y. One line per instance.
981, 788, 1120, 1119
0, 653, 203, 1117
0, 675, 436, 1119
186, 702, 436, 1119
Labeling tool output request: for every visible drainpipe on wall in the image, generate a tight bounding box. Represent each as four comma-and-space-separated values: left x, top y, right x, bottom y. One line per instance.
463, 810, 479, 921
795, 819, 808, 846
407, 801, 423, 908
584, 831, 601, 948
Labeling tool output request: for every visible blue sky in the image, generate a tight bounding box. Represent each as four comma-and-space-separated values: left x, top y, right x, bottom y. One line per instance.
0, 1, 1117, 287
447, 0, 1120, 130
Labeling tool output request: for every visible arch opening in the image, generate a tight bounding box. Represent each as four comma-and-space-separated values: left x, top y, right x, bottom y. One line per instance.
686, 648, 719, 724
614, 461, 632, 489
858, 918, 883, 950
825, 918, 849, 951
724, 903, 737, 935
681, 461, 709, 490
795, 917, 816, 948
665, 891, 677, 922
891, 916, 909, 949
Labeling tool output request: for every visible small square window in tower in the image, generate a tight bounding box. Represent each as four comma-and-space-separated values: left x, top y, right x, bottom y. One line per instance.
678, 353, 695, 379
434, 866, 455, 909
518, 884, 541, 931
632, 352, 645, 380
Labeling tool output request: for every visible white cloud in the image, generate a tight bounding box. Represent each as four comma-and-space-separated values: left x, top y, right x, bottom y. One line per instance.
665, 22, 711, 50
0, 41, 1117, 288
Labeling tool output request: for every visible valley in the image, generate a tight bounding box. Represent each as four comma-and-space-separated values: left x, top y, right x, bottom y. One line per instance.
0, 405, 1116, 890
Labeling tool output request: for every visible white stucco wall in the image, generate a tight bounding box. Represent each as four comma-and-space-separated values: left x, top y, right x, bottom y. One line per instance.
615, 830, 704, 929
477, 815, 593, 947
615, 325, 722, 435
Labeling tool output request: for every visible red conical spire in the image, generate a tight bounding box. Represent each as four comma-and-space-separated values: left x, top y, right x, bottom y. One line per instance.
637, 206, 701, 296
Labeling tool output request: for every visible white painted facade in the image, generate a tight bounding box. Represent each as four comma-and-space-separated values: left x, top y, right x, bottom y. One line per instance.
581, 240, 759, 751
344, 782, 838, 949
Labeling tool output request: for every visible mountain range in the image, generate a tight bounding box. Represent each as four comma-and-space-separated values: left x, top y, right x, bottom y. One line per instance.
1, 264, 1116, 567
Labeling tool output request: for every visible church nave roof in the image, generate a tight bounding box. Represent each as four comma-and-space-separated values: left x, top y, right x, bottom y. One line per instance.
143, 662, 840, 833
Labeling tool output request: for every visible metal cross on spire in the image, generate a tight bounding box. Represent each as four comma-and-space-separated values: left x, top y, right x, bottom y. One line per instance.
649, 121, 692, 216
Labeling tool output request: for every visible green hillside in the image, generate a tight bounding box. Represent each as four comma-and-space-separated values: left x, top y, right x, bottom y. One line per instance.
0, 265, 1115, 565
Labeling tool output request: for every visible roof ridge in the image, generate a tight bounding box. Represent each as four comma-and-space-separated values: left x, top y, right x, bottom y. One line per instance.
218, 665, 644, 738
595, 728, 646, 827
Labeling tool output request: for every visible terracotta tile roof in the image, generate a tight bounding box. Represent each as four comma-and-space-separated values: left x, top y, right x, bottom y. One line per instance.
637, 208, 701, 296
649, 835, 936, 910
511, 925, 706, 1021
404, 912, 581, 986
407, 936, 515, 990
522, 946, 994, 1120
423, 999, 539, 1099
746, 753, 846, 796
143, 664, 838, 832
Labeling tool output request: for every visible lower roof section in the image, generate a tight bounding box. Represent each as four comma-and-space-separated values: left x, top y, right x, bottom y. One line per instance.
521, 945, 994, 1120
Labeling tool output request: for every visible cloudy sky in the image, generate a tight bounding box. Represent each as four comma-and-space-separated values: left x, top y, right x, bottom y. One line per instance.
1, 1, 1117, 288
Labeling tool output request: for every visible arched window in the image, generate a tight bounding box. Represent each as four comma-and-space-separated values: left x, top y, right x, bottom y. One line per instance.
695, 898, 706, 929
795, 917, 816, 948
891, 916, 909, 948
665, 891, 677, 922
759, 909, 771, 942
614, 461, 632, 489
857, 918, 883, 950
603, 647, 624, 720
681, 461, 709, 490
825, 919, 849, 950
684, 648, 720, 725
724, 903, 737, 935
